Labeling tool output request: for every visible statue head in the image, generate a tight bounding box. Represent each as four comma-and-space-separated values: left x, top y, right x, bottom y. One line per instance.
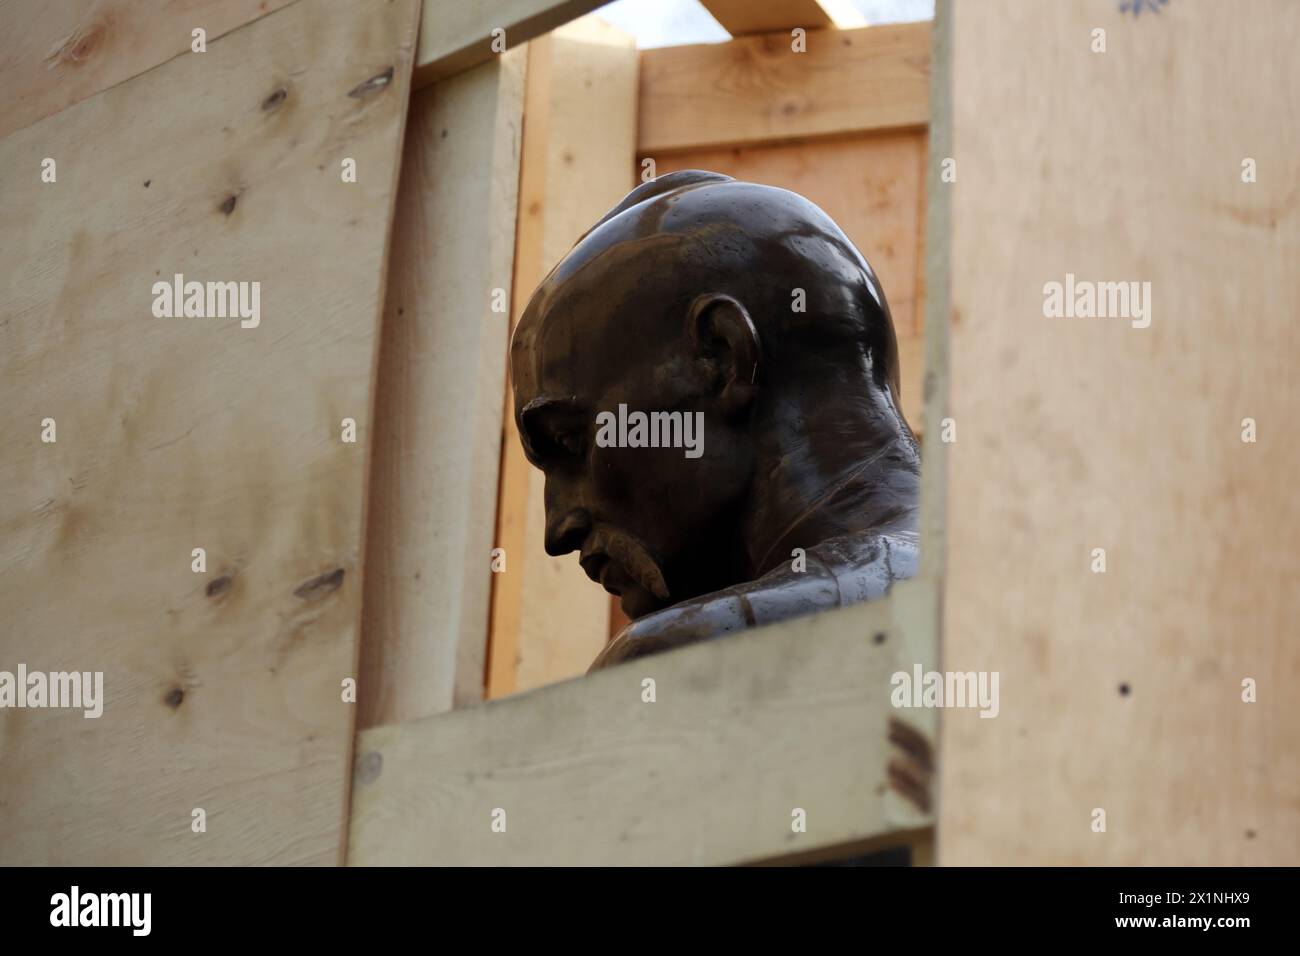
510, 171, 920, 620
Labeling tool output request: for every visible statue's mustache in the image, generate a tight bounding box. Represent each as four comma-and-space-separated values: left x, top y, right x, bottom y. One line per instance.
589, 526, 669, 601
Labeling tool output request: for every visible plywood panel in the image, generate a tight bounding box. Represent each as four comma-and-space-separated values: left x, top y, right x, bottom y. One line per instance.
638, 22, 930, 154
486, 16, 638, 698
357, 52, 526, 728
0, 0, 297, 139
0, 0, 420, 864
940, 0, 1300, 864
352, 596, 931, 865
0, 0, 608, 140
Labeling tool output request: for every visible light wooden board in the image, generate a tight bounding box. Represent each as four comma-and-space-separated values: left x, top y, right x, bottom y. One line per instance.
356, 51, 526, 728
351, 595, 933, 865
414, 0, 608, 87
486, 16, 638, 699
939, 0, 1300, 864
699, 0, 834, 36
0, 0, 297, 140
0, 0, 420, 865
638, 22, 930, 155
916, 2, 948, 599
895, 331, 924, 439
652, 131, 927, 428
0, 0, 611, 140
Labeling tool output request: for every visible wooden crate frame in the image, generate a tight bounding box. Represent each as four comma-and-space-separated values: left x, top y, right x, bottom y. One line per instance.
347, 2, 949, 866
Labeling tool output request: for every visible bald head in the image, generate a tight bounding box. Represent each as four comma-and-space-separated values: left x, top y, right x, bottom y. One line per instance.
509, 171, 918, 620
512, 170, 903, 407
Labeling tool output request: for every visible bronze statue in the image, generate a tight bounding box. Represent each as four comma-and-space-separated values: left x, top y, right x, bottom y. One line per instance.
509, 171, 920, 669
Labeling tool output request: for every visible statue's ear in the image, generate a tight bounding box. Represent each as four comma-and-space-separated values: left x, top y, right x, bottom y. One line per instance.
687, 294, 762, 417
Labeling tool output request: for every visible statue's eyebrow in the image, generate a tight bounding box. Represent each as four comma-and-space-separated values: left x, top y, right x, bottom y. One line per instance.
518, 396, 584, 464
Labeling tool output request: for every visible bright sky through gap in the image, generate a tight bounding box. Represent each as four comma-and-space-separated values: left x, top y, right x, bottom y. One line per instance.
594, 0, 935, 48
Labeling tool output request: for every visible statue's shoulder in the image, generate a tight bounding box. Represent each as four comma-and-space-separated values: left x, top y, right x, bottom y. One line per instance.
592, 528, 919, 670
798, 528, 920, 605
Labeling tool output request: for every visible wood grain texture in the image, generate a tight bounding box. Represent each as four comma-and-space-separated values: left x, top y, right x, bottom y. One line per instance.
0, 0, 609, 138
638, 22, 930, 154
0, 0, 420, 864
0, 0, 297, 139
352, 596, 932, 865
414, 0, 607, 87
699, 0, 834, 36
486, 16, 637, 699
653, 131, 927, 428
884, 0, 949, 858
357, 51, 526, 728
939, 0, 1300, 864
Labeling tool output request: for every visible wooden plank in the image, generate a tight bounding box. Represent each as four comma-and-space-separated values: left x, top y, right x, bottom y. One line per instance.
486, 16, 638, 699
940, 0, 1300, 864
699, 0, 834, 36
638, 22, 930, 155
357, 51, 526, 728
0, 0, 629, 138
816, 0, 869, 30
351, 596, 933, 865
414, 0, 608, 87
896, 332, 923, 437
883, 0, 951, 856
0, 0, 297, 140
912, 133, 928, 337
916, 0, 949, 594
0, 0, 421, 865
487, 39, 555, 700
652, 130, 927, 386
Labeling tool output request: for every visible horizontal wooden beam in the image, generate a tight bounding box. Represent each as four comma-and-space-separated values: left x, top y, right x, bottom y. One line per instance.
816, 0, 871, 30
414, 0, 608, 87
349, 592, 934, 865
639, 21, 931, 155
700, 0, 835, 35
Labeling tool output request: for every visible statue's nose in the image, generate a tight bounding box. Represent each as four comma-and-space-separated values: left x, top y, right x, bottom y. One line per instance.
545, 508, 591, 557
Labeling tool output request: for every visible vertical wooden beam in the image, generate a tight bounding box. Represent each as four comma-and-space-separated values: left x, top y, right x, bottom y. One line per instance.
358, 49, 526, 728
487, 16, 638, 698
878, 0, 950, 854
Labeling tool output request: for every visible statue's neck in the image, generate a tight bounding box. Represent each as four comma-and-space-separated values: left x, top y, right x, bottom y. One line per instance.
741, 388, 921, 578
